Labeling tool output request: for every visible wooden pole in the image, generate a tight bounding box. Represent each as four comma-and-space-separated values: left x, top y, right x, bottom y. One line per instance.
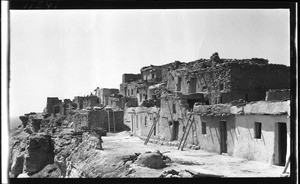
181, 117, 194, 151
178, 113, 192, 150
282, 155, 290, 174
107, 110, 110, 133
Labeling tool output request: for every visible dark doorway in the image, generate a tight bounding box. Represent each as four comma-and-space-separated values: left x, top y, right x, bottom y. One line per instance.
171, 121, 179, 141
219, 96, 223, 104
187, 99, 200, 110
278, 123, 287, 166
205, 99, 210, 105
220, 121, 227, 153
177, 77, 182, 91
245, 93, 248, 102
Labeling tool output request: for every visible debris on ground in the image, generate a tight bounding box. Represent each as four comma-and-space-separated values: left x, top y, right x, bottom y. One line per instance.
159, 169, 223, 178
122, 153, 141, 165
154, 150, 171, 163
159, 169, 181, 178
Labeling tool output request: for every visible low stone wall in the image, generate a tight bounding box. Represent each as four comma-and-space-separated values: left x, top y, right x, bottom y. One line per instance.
73, 109, 125, 133
265, 89, 290, 101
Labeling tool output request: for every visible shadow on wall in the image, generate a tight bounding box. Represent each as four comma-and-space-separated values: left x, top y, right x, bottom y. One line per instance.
120, 124, 131, 132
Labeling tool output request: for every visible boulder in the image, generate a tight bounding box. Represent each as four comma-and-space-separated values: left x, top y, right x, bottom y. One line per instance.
24, 133, 55, 174
30, 164, 61, 178
10, 152, 25, 178
179, 170, 193, 178
17, 173, 30, 178
135, 152, 165, 169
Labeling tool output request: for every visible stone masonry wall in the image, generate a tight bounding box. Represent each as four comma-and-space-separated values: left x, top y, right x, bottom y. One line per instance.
46, 97, 61, 114
164, 65, 231, 104
230, 63, 290, 102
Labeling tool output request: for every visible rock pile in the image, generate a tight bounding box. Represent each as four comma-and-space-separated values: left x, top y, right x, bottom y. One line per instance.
159, 169, 193, 178
135, 152, 166, 169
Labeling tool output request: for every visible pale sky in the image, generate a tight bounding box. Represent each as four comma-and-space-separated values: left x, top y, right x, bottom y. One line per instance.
9, 9, 290, 117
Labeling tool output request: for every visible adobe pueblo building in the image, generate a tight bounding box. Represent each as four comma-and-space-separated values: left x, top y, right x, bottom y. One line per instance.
21, 52, 290, 168
121, 53, 290, 166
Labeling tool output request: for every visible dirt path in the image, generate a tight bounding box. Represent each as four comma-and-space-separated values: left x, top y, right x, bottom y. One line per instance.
101, 131, 285, 177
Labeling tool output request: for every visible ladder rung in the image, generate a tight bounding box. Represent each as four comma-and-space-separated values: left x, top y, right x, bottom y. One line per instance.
178, 114, 192, 150
144, 122, 156, 145
180, 117, 194, 151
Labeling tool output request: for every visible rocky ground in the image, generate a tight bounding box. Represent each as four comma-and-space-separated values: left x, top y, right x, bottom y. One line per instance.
9, 116, 287, 179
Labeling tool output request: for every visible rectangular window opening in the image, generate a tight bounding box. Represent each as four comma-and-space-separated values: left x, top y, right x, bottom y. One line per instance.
177, 77, 182, 91
145, 117, 147, 127
219, 83, 224, 91
254, 122, 262, 139
172, 104, 176, 113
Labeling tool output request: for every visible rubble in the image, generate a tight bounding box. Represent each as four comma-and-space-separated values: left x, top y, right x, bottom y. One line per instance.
135, 152, 166, 169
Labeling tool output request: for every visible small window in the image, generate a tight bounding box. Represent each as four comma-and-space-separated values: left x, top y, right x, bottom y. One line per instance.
203, 85, 207, 90
145, 117, 147, 127
131, 89, 133, 95
254, 122, 262, 139
136, 116, 139, 129
219, 83, 224, 90
183, 125, 186, 132
173, 104, 176, 113
177, 77, 182, 91
152, 74, 155, 78
202, 122, 206, 135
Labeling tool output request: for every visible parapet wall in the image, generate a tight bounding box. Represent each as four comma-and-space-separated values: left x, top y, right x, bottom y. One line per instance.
265, 89, 290, 101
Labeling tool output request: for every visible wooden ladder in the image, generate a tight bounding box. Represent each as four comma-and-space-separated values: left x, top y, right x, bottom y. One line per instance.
144, 114, 158, 145
178, 113, 194, 151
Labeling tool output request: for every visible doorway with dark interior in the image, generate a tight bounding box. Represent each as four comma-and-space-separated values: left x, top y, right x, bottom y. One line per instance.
187, 99, 201, 110
277, 122, 287, 166
219, 121, 227, 154
171, 121, 179, 141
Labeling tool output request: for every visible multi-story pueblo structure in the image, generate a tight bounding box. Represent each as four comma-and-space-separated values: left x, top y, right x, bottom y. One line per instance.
15, 53, 290, 178
120, 52, 290, 166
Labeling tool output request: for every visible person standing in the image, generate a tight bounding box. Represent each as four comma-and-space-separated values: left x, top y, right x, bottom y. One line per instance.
96, 129, 103, 150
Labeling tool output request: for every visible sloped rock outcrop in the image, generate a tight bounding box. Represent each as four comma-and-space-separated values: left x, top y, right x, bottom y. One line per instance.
19, 116, 29, 127
30, 164, 61, 178
9, 127, 29, 178
23, 133, 55, 174
10, 152, 25, 177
